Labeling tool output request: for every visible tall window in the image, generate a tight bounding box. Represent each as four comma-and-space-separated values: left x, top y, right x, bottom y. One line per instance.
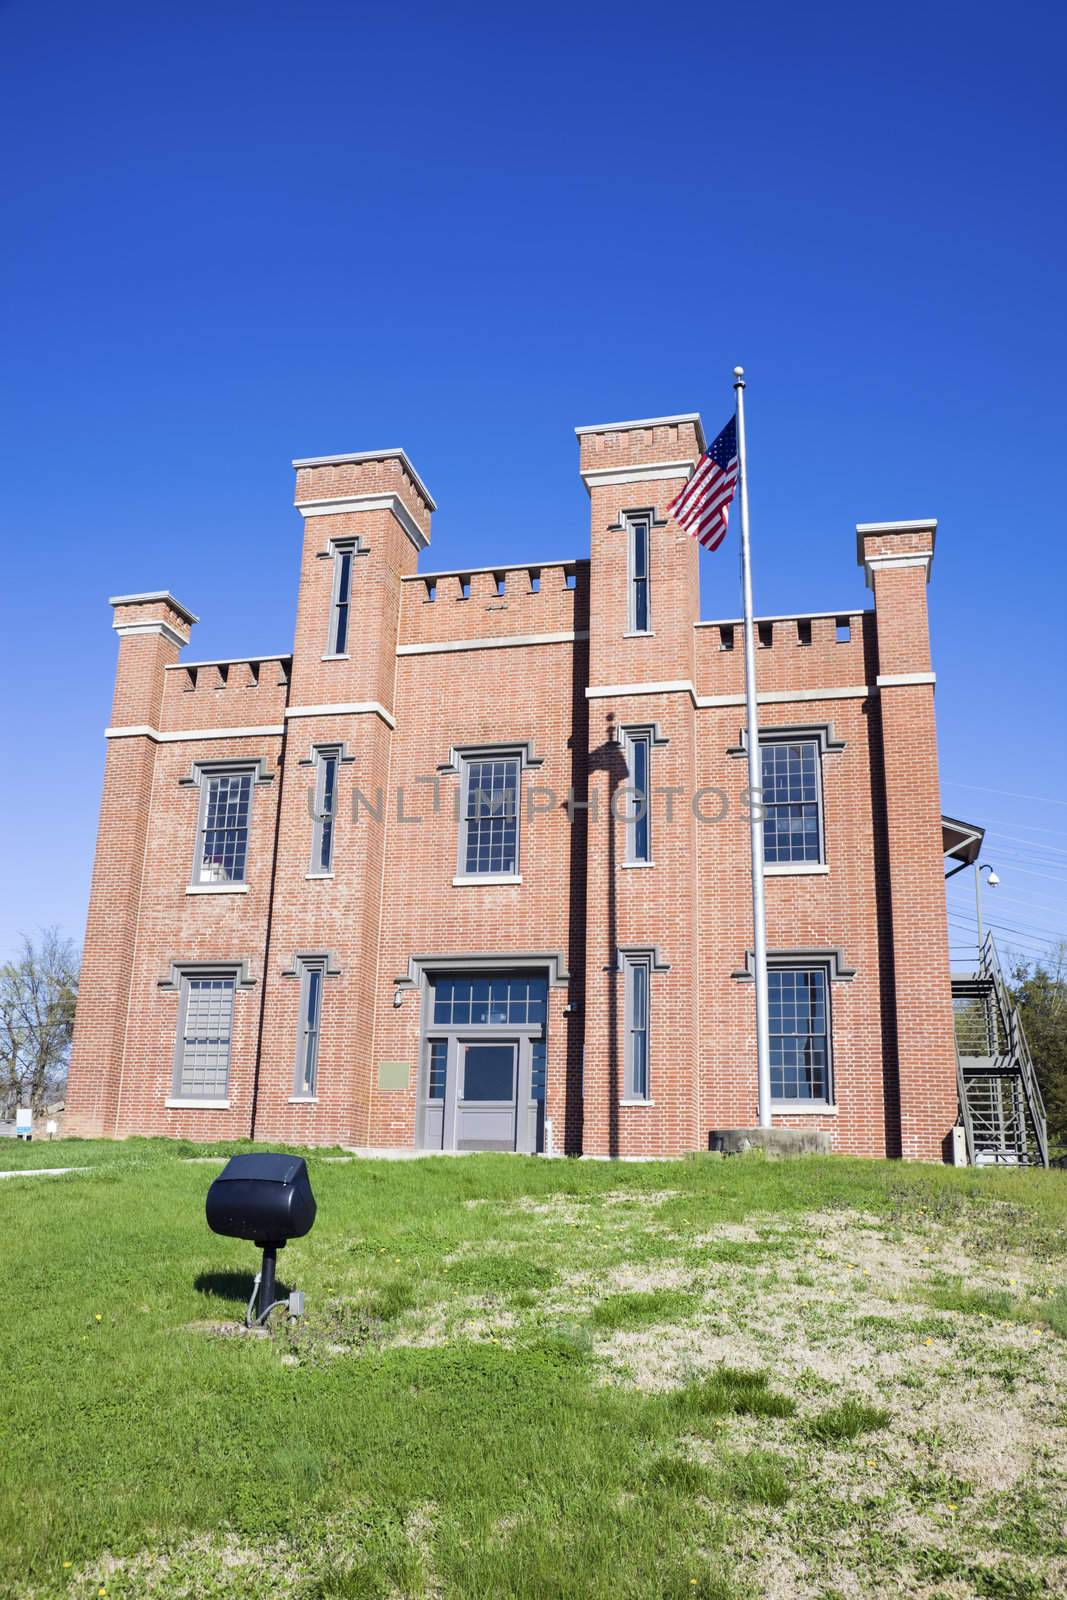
761, 739, 822, 864
427, 1038, 448, 1100
628, 517, 651, 633
769, 967, 830, 1103
330, 544, 354, 655
310, 749, 339, 874
459, 755, 520, 877
622, 729, 652, 863
195, 770, 253, 883
175, 973, 235, 1099
294, 960, 325, 1098
623, 954, 651, 1100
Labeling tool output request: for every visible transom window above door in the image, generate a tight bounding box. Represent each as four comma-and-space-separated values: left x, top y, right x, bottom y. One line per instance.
431, 973, 547, 1027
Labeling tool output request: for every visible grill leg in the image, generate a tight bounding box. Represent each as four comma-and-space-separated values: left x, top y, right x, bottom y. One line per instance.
258, 1245, 278, 1322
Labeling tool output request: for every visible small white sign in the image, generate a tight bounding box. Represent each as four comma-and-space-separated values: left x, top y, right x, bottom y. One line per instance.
15, 1108, 33, 1139
46, 1119, 58, 1138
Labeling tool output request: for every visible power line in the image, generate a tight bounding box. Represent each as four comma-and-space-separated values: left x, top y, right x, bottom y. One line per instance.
976, 816, 1067, 840
969, 858, 1067, 885
943, 779, 1067, 809
949, 906, 1066, 939
982, 830, 1067, 857
947, 914, 1066, 953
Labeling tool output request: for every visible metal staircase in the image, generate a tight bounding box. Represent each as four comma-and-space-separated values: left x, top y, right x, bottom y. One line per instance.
953, 935, 1048, 1167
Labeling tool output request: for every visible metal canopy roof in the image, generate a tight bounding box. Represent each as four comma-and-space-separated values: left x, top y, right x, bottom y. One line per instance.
942, 814, 985, 874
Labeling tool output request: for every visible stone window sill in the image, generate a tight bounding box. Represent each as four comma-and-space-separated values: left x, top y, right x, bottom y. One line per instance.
621, 860, 655, 869
619, 1098, 656, 1107
452, 874, 523, 886
764, 862, 829, 877
165, 1098, 231, 1110
772, 1103, 837, 1116
288, 1096, 319, 1105
321, 653, 350, 661
623, 631, 655, 639
305, 872, 334, 881
187, 883, 250, 895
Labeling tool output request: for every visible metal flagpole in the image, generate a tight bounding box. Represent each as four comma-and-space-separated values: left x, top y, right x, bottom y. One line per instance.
733, 366, 772, 1127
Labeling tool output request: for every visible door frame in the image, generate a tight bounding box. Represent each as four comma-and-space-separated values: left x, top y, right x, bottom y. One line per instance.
414, 966, 550, 1154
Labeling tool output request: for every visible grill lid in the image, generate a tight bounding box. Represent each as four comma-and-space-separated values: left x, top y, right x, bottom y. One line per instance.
213, 1153, 307, 1186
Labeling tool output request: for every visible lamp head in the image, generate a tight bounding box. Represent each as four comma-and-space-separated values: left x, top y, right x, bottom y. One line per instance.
987, 870, 1000, 888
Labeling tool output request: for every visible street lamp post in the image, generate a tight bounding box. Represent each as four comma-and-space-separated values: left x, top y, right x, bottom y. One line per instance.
974, 862, 1000, 955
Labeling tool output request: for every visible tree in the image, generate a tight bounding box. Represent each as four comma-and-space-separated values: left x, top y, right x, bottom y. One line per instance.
1010, 941, 1067, 1156
0, 930, 79, 1119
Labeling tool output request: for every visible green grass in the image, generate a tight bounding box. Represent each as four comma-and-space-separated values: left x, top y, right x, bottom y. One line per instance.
588, 1289, 698, 1330
805, 1397, 891, 1442
672, 1366, 797, 1421
1, 1140, 1065, 1598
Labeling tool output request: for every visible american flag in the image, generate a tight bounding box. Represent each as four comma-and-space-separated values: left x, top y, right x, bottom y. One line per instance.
667, 415, 739, 551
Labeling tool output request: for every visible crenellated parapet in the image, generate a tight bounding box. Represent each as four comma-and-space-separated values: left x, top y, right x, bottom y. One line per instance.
398, 559, 588, 650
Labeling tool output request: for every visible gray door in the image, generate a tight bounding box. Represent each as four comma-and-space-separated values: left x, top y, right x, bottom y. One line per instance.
456, 1041, 518, 1151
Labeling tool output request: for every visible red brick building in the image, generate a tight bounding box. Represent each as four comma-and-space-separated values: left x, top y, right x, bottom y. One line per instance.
66, 413, 960, 1159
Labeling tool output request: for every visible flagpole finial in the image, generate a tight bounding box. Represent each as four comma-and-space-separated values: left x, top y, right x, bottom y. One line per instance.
733, 366, 745, 386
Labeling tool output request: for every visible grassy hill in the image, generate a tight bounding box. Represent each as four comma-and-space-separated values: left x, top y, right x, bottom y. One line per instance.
2, 1142, 1065, 1599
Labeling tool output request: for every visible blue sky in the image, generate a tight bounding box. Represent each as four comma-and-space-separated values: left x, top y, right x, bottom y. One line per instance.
1, 0, 1064, 965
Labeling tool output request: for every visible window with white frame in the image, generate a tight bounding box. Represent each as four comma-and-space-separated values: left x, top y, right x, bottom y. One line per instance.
194, 768, 254, 883
459, 754, 521, 877
621, 728, 652, 863
310, 747, 339, 874
329, 542, 355, 655
173, 972, 235, 1099
627, 515, 651, 633
768, 966, 831, 1104
293, 958, 327, 1098
761, 738, 823, 864
623, 953, 651, 1100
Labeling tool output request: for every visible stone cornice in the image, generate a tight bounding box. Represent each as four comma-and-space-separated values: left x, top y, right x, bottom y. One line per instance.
295, 492, 428, 552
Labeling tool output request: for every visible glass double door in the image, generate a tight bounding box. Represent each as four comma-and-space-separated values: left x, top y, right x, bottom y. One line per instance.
418, 1033, 541, 1152
417, 971, 549, 1153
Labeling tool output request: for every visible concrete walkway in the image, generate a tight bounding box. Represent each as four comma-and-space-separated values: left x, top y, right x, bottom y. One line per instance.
0, 1166, 89, 1179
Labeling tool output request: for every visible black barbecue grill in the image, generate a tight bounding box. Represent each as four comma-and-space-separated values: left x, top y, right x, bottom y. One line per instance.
206, 1152, 317, 1326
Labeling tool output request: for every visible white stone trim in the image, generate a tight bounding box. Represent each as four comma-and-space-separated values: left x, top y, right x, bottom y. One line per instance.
696, 684, 873, 708
875, 672, 936, 688
581, 460, 696, 491
295, 492, 428, 551
575, 413, 703, 437
292, 447, 436, 510
113, 620, 189, 648
285, 701, 396, 728
451, 874, 523, 886
586, 679, 699, 703
765, 862, 830, 877
165, 1098, 231, 1110
397, 630, 585, 657
862, 550, 934, 587
105, 724, 285, 741
109, 590, 199, 624
855, 519, 937, 535
618, 1098, 657, 1106
773, 1104, 838, 1117
185, 883, 250, 895
586, 681, 879, 708
163, 654, 289, 670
